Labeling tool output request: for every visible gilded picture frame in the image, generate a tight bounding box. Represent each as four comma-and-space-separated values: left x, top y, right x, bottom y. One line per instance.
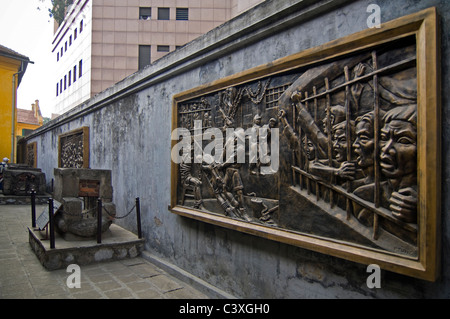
170, 8, 440, 281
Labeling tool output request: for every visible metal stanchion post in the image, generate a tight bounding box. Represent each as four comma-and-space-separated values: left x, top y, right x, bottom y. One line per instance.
49, 198, 55, 249
31, 190, 36, 228
97, 198, 102, 244
136, 197, 142, 239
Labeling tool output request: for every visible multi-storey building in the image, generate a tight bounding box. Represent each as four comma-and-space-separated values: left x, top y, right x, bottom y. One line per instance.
0, 44, 31, 163
16, 100, 44, 137
53, 0, 264, 115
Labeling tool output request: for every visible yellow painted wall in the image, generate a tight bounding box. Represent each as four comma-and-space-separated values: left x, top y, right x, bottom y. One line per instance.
0, 56, 21, 163
16, 122, 40, 137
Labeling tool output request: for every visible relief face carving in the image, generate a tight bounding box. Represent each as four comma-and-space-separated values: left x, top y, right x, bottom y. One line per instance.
172, 9, 441, 281
276, 39, 419, 255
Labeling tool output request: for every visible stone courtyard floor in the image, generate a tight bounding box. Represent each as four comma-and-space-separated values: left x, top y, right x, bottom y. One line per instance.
0, 205, 210, 299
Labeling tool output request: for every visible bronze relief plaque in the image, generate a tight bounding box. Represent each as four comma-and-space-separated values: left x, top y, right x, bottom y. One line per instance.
170, 8, 440, 281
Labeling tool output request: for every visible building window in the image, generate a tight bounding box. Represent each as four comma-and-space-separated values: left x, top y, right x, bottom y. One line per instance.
64, 75, 67, 90
138, 45, 151, 70
80, 20, 83, 33
22, 129, 34, 136
79, 60, 83, 78
157, 45, 170, 52
158, 7, 170, 20
61, 47, 63, 57
74, 28, 77, 40
56, 83, 59, 97
60, 79, 62, 94
176, 8, 189, 20
73, 65, 77, 82
68, 70, 72, 86
65, 41, 67, 52
57, 52, 59, 61
139, 7, 151, 20
69, 35, 72, 46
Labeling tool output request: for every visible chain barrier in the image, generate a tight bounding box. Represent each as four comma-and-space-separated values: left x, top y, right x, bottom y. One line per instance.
55, 205, 96, 217
47, 200, 136, 219
30, 193, 143, 248
102, 203, 136, 219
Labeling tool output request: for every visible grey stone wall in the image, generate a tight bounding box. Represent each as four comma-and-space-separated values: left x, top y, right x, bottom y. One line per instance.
27, 0, 450, 298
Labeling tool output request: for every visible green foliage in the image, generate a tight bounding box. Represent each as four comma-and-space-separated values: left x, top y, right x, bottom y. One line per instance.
47, 0, 74, 25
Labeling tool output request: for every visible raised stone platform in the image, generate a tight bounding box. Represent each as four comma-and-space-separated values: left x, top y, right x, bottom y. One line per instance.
28, 223, 145, 270
0, 193, 50, 205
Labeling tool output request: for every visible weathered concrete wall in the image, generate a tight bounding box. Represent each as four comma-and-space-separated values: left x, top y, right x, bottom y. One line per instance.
27, 0, 450, 298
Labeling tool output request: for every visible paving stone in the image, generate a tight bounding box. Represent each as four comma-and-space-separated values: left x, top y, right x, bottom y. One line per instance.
66, 280, 94, 292
32, 283, 68, 297
0, 282, 34, 297
164, 287, 209, 299
70, 289, 104, 299
0, 205, 212, 299
103, 288, 134, 299
147, 274, 184, 293
125, 280, 155, 292
120, 258, 145, 266
87, 273, 115, 283
115, 273, 141, 283
135, 289, 165, 299
128, 263, 162, 278
0, 273, 30, 287
94, 279, 122, 291
100, 260, 129, 271
28, 272, 64, 286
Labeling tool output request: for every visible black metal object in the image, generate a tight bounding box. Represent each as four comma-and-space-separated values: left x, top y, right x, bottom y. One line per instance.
136, 197, 142, 239
48, 198, 55, 249
31, 190, 36, 228
97, 198, 102, 244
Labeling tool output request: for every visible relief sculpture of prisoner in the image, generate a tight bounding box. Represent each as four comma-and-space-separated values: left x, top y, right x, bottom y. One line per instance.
276, 39, 418, 257
171, 9, 441, 280
174, 35, 419, 259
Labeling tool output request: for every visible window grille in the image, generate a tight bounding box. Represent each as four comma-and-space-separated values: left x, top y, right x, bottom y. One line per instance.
157, 45, 170, 52
158, 8, 170, 20
176, 8, 189, 20
265, 84, 291, 109
139, 7, 151, 20
138, 45, 151, 69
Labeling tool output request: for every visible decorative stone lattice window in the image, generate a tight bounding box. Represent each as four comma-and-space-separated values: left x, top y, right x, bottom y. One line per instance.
58, 126, 90, 169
